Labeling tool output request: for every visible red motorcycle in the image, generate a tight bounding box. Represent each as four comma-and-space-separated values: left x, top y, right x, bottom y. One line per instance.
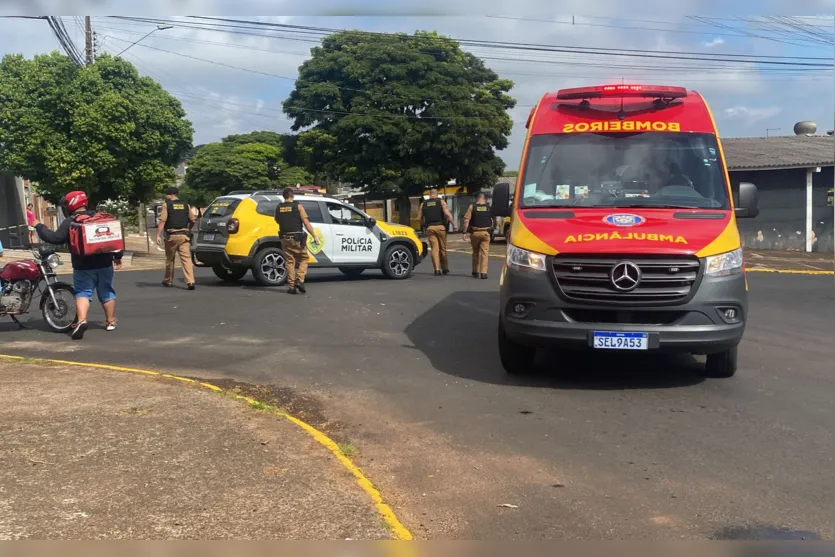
0, 246, 76, 332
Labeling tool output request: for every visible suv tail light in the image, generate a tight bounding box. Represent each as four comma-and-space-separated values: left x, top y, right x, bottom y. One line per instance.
227, 218, 239, 234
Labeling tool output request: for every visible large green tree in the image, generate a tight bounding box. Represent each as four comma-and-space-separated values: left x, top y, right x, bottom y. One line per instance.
184, 131, 312, 206
282, 30, 516, 212
0, 52, 193, 204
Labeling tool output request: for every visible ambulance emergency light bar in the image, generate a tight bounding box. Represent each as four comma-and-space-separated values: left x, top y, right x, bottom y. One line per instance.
556, 84, 688, 100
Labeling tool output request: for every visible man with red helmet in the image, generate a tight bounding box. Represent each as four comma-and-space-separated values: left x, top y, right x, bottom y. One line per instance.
33, 190, 123, 340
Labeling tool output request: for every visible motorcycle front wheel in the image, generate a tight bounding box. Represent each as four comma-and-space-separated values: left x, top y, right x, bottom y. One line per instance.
42, 284, 77, 333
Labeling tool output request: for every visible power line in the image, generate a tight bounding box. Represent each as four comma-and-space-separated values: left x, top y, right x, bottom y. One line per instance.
94, 23, 832, 81
109, 16, 833, 68
484, 14, 832, 47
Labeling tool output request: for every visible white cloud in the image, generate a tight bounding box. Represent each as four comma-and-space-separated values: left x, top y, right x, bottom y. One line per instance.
702, 37, 725, 47
723, 106, 783, 125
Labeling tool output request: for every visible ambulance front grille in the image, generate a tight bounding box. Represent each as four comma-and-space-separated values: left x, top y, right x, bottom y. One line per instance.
551, 254, 702, 305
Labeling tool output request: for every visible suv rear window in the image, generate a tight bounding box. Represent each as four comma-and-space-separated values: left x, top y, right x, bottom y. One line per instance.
205, 197, 241, 217
256, 199, 280, 216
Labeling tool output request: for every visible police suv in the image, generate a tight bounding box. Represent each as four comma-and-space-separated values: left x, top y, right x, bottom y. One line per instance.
192, 190, 428, 286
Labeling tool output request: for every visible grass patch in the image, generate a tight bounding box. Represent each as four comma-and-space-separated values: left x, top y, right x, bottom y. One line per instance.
337, 442, 358, 458
249, 400, 270, 411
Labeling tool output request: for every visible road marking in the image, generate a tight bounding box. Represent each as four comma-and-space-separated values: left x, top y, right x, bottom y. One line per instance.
0, 354, 413, 541
447, 249, 834, 275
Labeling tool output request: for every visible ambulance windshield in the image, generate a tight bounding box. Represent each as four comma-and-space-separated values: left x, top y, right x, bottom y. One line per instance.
519, 132, 730, 210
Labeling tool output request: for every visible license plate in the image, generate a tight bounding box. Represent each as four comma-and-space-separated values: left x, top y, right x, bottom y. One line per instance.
203, 233, 215, 241
593, 331, 649, 350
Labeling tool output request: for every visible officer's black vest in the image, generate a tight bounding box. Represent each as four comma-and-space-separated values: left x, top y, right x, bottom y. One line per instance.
276, 201, 303, 235
165, 199, 190, 231
422, 199, 444, 226
470, 203, 492, 229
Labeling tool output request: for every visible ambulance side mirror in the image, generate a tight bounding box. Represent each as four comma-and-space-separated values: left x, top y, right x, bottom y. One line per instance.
735, 182, 759, 219
492, 182, 512, 218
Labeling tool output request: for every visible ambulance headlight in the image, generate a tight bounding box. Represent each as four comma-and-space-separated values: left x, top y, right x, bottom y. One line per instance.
705, 248, 743, 277
507, 244, 547, 272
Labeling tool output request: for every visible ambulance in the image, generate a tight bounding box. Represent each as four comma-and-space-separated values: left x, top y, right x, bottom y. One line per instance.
492, 84, 760, 379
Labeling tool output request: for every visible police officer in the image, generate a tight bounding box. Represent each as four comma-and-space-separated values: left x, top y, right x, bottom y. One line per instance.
462, 191, 493, 279
275, 187, 319, 294
155, 187, 196, 290
420, 188, 456, 276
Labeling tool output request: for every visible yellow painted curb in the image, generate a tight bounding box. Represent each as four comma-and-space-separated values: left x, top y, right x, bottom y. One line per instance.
744, 268, 833, 275
447, 248, 834, 275
0, 354, 413, 541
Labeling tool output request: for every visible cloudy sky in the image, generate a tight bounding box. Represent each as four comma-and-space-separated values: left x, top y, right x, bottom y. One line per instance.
1, 2, 833, 169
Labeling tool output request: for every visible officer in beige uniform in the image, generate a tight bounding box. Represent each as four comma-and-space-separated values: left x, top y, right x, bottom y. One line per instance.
156, 187, 196, 290
275, 187, 319, 295
462, 191, 493, 279
419, 188, 456, 276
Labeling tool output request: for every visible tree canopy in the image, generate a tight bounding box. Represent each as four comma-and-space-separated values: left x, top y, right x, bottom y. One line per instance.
282, 30, 516, 197
184, 130, 312, 206
0, 52, 193, 204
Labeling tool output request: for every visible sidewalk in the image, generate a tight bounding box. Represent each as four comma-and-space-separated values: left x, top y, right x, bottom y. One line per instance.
0, 359, 395, 540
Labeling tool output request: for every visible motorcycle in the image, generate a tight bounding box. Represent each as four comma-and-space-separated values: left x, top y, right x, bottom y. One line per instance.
0, 246, 77, 333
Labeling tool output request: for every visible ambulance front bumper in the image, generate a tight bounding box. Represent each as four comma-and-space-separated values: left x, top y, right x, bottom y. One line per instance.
499, 262, 747, 355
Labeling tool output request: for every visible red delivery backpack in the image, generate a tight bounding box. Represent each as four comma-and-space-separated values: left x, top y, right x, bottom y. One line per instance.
68, 212, 126, 256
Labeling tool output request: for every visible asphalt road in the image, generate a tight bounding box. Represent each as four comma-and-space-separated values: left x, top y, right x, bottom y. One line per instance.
2, 254, 833, 540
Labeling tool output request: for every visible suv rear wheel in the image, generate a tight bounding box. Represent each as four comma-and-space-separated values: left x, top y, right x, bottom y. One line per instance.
252, 247, 287, 287
212, 264, 248, 282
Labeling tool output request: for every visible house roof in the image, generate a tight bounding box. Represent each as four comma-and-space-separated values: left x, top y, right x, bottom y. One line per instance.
722, 136, 834, 171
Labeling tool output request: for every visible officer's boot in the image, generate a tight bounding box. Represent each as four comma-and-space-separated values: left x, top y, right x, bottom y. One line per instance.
296, 282, 306, 294
287, 285, 297, 295
480, 273, 488, 279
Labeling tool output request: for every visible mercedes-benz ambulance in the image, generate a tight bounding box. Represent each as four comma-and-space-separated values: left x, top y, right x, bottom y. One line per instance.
492, 84, 760, 379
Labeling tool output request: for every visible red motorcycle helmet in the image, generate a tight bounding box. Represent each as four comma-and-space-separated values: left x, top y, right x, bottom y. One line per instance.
61, 191, 88, 217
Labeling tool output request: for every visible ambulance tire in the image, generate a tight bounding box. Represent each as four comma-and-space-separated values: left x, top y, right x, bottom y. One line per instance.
498, 319, 535, 375
252, 247, 288, 287
212, 264, 248, 282
703, 347, 738, 378
381, 245, 414, 280
339, 267, 365, 277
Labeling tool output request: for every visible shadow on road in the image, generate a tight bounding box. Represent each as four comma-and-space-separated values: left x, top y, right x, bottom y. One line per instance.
405, 291, 706, 390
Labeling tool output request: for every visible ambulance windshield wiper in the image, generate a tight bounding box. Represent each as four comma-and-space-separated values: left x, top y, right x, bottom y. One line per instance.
614, 202, 702, 209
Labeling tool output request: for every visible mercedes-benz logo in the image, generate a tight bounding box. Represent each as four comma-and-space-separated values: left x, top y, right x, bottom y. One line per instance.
610, 261, 641, 291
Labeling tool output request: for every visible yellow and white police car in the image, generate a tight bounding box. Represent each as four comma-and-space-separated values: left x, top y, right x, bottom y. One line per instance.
193, 190, 428, 286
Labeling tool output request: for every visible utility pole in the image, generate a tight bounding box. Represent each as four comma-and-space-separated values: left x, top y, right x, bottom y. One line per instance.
84, 16, 93, 65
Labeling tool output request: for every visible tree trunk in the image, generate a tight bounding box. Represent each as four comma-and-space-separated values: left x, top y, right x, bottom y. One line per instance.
396, 196, 412, 227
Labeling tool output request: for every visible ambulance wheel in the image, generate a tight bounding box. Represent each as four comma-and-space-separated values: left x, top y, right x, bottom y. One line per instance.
339, 267, 365, 277
382, 245, 414, 280
498, 319, 535, 375
252, 247, 287, 287
212, 264, 248, 282
703, 347, 738, 378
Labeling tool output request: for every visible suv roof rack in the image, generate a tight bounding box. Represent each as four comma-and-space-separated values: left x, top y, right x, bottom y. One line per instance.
225, 189, 326, 197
